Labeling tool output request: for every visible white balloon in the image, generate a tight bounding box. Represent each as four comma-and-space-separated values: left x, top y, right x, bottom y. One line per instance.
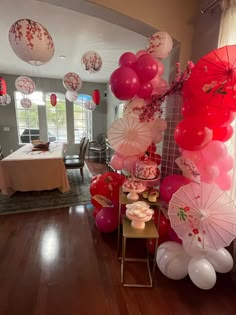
206, 248, 233, 273
183, 240, 207, 258
188, 258, 216, 290
156, 241, 191, 280
158, 241, 185, 253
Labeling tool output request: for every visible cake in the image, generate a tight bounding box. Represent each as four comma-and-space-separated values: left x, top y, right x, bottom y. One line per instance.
135, 159, 157, 180
122, 178, 146, 192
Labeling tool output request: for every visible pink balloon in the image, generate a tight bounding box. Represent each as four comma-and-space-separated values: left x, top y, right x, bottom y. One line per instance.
201, 141, 227, 162
152, 132, 163, 144
182, 150, 203, 165
215, 154, 234, 172
215, 172, 232, 191
110, 154, 124, 170
160, 174, 190, 203
154, 78, 168, 95
135, 54, 158, 82
123, 155, 139, 172
95, 207, 119, 233
150, 73, 161, 92
156, 60, 165, 76
197, 162, 220, 184
137, 81, 153, 99
136, 50, 148, 59
151, 118, 167, 132
119, 52, 137, 68
110, 66, 140, 100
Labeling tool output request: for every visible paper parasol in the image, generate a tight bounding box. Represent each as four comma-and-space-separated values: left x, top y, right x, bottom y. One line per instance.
168, 182, 236, 250
107, 116, 152, 156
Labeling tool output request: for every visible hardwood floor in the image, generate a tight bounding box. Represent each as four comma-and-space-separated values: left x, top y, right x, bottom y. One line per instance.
0, 161, 236, 315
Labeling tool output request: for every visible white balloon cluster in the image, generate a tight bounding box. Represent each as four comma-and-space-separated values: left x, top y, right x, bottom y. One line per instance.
156, 241, 233, 290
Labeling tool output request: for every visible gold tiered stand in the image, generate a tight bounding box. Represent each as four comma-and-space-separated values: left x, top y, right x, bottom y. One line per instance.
117, 187, 162, 287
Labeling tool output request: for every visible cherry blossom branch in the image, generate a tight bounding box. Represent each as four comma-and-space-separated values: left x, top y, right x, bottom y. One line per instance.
135, 61, 195, 122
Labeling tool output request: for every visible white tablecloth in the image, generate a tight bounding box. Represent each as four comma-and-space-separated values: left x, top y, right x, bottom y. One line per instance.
0, 143, 70, 195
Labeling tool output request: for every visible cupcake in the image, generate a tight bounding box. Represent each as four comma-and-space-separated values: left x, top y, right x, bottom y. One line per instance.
148, 189, 159, 203
142, 190, 149, 199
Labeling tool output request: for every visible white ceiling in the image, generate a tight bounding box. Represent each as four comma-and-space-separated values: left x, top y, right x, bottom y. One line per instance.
0, 0, 150, 83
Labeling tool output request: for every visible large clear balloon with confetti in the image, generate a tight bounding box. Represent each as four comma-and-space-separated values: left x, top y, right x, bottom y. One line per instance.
9, 18, 55, 65
81, 51, 102, 73
147, 31, 173, 60
15, 76, 35, 95
63, 72, 82, 92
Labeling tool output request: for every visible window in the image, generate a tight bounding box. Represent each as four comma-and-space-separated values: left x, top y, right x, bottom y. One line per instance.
46, 94, 67, 143
115, 103, 125, 119
15, 91, 42, 143
74, 94, 92, 143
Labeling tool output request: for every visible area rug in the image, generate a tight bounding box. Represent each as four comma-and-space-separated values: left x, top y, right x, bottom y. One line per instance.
0, 165, 92, 215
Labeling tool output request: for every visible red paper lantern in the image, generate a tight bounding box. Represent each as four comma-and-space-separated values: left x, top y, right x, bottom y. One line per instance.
92, 89, 100, 105
0, 77, 7, 96
50, 93, 57, 106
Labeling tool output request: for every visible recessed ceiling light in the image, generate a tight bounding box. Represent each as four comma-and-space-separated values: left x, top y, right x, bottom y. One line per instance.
59, 55, 66, 60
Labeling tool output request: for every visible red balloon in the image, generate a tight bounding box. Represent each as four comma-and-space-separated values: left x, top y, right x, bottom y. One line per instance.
110, 66, 140, 100
93, 207, 100, 218
91, 195, 113, 209
95, 207, 119, 233
168, 226, 182, 244
137, 81, 153, 99
146, 236, 169, 255
97, 172, 126, 206
202, 108, 236, 128
135, 54, 158, 82
136, 50, 148, 59
160, 174, 190, 203
153, 212, 170, 237
181, 102, 203, 117
174, 117, 213, 150
119, 52, 137, 68
212, 124, 234, 142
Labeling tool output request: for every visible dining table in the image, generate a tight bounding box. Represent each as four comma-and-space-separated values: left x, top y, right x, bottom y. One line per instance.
0, 143, 70, 196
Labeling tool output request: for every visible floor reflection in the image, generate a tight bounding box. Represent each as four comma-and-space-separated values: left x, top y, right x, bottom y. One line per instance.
41, 227, 59, 264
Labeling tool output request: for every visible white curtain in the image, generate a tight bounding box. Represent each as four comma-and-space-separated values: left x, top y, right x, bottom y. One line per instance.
218, 0, 236, 202
218, 0, 236, 47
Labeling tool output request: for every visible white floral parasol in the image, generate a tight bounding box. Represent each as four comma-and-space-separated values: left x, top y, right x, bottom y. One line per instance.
107, 116, 152, 156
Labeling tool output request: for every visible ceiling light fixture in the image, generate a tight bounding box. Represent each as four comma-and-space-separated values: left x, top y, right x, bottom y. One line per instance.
59, 55, 66, 60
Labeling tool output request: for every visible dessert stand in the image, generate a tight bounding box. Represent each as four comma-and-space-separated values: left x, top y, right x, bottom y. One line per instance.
125, 186, 146, 201
126, 202, 154, 229
126, 210, 154, 229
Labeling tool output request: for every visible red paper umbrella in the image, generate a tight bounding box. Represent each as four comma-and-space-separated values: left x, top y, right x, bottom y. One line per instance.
183, 45, 236, 111
92, 89, 100, 105
50, 93, 57, 106
0, 77, 7, 95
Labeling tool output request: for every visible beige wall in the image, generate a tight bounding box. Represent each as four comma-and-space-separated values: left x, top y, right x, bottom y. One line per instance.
87, 0, 199, 66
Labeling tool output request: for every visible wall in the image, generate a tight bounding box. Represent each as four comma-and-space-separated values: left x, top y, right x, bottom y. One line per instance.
0, 74, 107, 156
87, 0, 199, 67
191, 0, 222, 62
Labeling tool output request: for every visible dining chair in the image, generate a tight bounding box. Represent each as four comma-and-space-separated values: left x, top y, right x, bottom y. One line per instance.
88, 133, 106, 162
0, 145, 4, 160
64, 139, 89, 182
64, 137, 86, 160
